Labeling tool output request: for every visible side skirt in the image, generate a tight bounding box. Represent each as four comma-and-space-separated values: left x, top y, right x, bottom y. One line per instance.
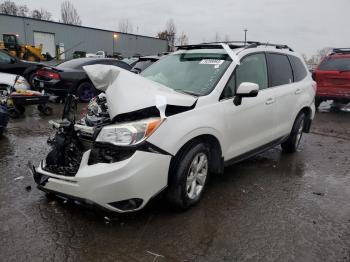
224, 135, 289, 167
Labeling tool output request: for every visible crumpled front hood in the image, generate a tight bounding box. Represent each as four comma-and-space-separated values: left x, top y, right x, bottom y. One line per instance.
83, 64, 197, 120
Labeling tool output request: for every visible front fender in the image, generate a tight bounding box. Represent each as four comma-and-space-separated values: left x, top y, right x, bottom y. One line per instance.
147, 104, 226, 156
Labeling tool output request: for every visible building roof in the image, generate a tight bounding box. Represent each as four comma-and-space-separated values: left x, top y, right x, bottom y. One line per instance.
0, 13, 164, 41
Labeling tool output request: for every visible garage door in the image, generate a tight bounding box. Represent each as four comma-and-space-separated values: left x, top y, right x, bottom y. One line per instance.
34, 32, 55, 57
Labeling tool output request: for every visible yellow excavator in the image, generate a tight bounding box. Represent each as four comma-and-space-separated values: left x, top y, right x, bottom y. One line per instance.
0, 34, 46, 62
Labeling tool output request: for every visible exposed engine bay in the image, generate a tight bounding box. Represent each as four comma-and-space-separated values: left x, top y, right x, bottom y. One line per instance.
43, 93, 112, 176
42, 65, 197, 177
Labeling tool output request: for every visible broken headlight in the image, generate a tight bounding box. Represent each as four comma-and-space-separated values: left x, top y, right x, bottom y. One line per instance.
96, 117, 162, 146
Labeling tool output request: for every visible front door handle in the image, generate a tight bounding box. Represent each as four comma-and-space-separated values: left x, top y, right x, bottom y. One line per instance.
295, 88, 302, 94
265, 98, 275, 105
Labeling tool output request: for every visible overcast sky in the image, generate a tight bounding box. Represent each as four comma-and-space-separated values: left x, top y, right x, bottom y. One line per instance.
13, 0, 350, 56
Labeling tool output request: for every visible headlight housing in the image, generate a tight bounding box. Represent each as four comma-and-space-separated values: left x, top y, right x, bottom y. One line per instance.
96, 117, 162, 146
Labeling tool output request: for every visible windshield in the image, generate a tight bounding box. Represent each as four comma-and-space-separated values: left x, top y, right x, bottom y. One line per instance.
319, 57, 350, 71
141, 53, 232, 96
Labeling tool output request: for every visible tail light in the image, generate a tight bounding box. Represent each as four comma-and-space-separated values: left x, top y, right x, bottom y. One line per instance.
37, 69, 60, 80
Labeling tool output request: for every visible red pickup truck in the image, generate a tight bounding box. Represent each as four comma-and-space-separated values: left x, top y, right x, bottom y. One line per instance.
313, 48, 350, 108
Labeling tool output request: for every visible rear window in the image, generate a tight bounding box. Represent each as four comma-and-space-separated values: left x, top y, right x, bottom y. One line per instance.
266, 53, 293, 87
289, 55, 308, 81
131, 60, 155, 73
318, 57, 350, 71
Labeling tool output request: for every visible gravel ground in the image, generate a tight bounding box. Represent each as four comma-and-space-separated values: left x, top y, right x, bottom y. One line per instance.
0, 102, 349, 262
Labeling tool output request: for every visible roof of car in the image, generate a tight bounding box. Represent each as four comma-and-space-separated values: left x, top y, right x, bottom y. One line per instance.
177, 41, 294, 52
72, 57, 120, 62
328, 48, 350, 58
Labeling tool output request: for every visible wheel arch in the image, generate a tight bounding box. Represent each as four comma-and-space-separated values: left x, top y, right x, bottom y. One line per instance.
23, 65, 41, 80
297, 106, 313, 133
168, 133, 224, 185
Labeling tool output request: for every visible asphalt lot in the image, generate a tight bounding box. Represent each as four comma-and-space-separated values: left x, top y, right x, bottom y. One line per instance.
0, 102, 349, 262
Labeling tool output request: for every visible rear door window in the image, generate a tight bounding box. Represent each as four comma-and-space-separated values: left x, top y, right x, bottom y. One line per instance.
318, 57, 350, 71
266, 53, 293, 87
289, 55, 308, 81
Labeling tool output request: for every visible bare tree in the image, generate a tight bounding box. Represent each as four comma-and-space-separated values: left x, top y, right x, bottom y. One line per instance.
316, 47, 332, 61
157, 19, 177, 51
17, 5, 29, 16
223, 34, 230, 42
176, 32, 189, 46
214, 32, 220, 42
166, 19, 176, 50
60, 0, 82, 25
301, 54, 308, 62
118, 18, 133, 33
0, 0, 18, 15
31, 8, 52, 20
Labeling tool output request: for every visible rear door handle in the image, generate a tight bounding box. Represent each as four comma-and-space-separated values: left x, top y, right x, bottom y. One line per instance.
295, 88, 302, 94
265, 98, 275, 105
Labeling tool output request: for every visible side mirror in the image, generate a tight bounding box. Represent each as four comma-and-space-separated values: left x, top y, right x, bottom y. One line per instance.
10, 58, 17, 64
233, 82, 259, 106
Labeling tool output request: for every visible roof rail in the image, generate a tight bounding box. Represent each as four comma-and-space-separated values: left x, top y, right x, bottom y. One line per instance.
331, 48, 350, 54
177, 41, 294, 52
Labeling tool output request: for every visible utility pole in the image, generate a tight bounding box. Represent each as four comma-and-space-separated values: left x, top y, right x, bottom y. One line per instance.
244, 29, 248, 45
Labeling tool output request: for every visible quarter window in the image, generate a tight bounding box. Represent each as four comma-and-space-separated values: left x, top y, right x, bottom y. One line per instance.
221, 53, 268, 99
266, 53, 293, 87
289, 55, 308, 81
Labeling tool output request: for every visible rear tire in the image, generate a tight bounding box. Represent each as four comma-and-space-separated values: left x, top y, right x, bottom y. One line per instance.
38, 105, 53, 115
167, 142, 210, 210
281, 113, 306, 153
8, 107, 21, 118
77, 82, 96, 103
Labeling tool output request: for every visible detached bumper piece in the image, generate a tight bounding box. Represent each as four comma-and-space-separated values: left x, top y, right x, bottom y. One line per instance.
32, 164, 49, 186
32, 149, 172, 213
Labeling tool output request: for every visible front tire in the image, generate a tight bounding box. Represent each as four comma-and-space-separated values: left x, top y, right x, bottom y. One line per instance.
167, 143, 210, 210
281, 113, 306, 153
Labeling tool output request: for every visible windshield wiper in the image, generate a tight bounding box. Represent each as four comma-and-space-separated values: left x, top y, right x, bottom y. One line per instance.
174, 89, 200, 96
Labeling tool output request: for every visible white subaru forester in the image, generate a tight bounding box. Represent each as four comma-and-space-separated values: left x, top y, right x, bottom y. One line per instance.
33, 42, 316, 213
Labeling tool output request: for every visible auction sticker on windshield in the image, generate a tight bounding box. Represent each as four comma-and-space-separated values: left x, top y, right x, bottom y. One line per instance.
199, 59, 224, 65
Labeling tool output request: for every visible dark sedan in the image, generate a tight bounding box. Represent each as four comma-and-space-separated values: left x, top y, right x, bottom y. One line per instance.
0, 50, 43, 84
131, 56, 162, 74
33, 58, 131, 102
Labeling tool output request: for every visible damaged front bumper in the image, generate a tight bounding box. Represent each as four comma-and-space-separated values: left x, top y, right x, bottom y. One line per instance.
33, 149, 171, 213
